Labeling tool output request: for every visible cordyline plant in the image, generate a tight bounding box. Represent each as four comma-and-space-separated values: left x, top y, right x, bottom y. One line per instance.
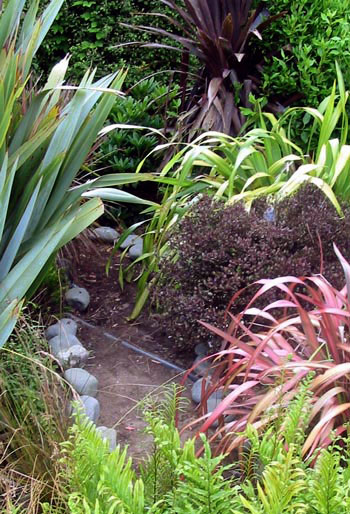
125, 0, 286, 137
187, 244, 350, 460
0, 0, 155, 347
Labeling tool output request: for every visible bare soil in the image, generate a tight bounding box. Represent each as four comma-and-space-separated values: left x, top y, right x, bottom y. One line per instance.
58, 238, 197, 464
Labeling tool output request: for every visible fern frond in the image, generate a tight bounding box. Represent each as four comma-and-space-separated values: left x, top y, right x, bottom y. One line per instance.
61, 412, 143, 513
168, 434, 240, 514
309, 448, 344, 514
241, 446, 307, 514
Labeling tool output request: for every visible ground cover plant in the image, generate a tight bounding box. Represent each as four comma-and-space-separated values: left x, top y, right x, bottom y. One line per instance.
191, 244, 350, 465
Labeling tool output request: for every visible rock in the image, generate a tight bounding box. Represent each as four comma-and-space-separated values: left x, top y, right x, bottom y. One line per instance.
93, 226, 120, 243
49, 333, 81, 355
81, 395, 100, 423
64, 368, 98, 397
206, 397, 234, 428
207, 396, 222, 412
191, 378, 223, 404
194, 342, 209, 357
128, 238, 143, 259
119, 234, 141, 249
56, 345, 89, 368
45, 318, 78, 340
193, 356, 212, 376
65, 287, 90, 312
97, 426, 117, 451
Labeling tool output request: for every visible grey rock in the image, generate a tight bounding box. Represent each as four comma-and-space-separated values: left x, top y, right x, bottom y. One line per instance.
45, 318, 78, 340
81, 395, 100, 423
49, 333, 81, 355
193, 356, 212, 376
206, 397, 234, 428
65, 287, 90, 312
64, 368, 98, 397
191, 378, 223, 404
56, 344, 89, 368
119, 234, 141, 249
194, 342, 209, 357
97, 426, 117, 451
128, 238, 143, 259
93, 226, 120, 243
207, 396, 222, 412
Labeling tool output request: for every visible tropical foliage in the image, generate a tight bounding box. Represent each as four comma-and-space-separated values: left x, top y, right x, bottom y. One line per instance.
128, 0, 286, 137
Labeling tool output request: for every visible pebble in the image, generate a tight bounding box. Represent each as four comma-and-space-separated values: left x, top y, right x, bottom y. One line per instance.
65, 287, 90, 312
205, 397, 234, 428
80, 395, 100, 423
193, 356, 212, 376
93, 226, 120, 243
45, 318, 77, 340
191, 377, 223, 404
49, 333, 81, 355
128, 238, 143, 259
119, 234, 142, 249
64, 368, 98, 397
56, 344, 89, 368
194, 342, 209, 357
97, 426, 117, 451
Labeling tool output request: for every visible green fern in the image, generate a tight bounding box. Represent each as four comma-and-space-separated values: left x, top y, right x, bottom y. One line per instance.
60, 411, 144, 513
240, 446, 307, 514
165, 434, 240, 514
308, 448, 346, 514
48, 380, 350, 513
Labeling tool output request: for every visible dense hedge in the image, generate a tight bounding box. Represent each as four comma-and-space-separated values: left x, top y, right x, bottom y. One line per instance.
253, 0, 350, 111
36, 0, 182, 85
153, 186, 350, 352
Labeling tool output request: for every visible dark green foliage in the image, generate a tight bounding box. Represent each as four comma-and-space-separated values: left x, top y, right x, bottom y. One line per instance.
97, 78, 180, 176
252, 0, 350, 110
36, 0, 182, 85
153, 185, 350, 351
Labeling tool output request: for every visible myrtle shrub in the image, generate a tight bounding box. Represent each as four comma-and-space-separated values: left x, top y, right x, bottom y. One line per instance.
153, 186, 350, 352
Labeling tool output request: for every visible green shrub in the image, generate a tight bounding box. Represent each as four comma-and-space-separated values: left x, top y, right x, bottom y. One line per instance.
36, 0, 182, 86
253, 0, 350, 114
153, 185, 350, 351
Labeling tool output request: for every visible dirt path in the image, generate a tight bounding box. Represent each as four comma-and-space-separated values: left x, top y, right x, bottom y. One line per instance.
60, 239, 197, 463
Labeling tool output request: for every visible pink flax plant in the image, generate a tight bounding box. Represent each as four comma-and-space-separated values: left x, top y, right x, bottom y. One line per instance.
188, 244, 350, 460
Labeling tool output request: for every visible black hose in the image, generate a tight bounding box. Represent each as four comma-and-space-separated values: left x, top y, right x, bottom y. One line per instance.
67, 314, 197, 382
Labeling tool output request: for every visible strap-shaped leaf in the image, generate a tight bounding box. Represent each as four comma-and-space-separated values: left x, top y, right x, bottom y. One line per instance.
0, 179, 42, 281
0, 220, 72, 307
0, 298, 23, 348
0, 155, 17, 243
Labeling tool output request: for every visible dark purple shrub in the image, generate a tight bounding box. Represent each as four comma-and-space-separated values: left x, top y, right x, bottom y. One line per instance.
153, 185, 350, 352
